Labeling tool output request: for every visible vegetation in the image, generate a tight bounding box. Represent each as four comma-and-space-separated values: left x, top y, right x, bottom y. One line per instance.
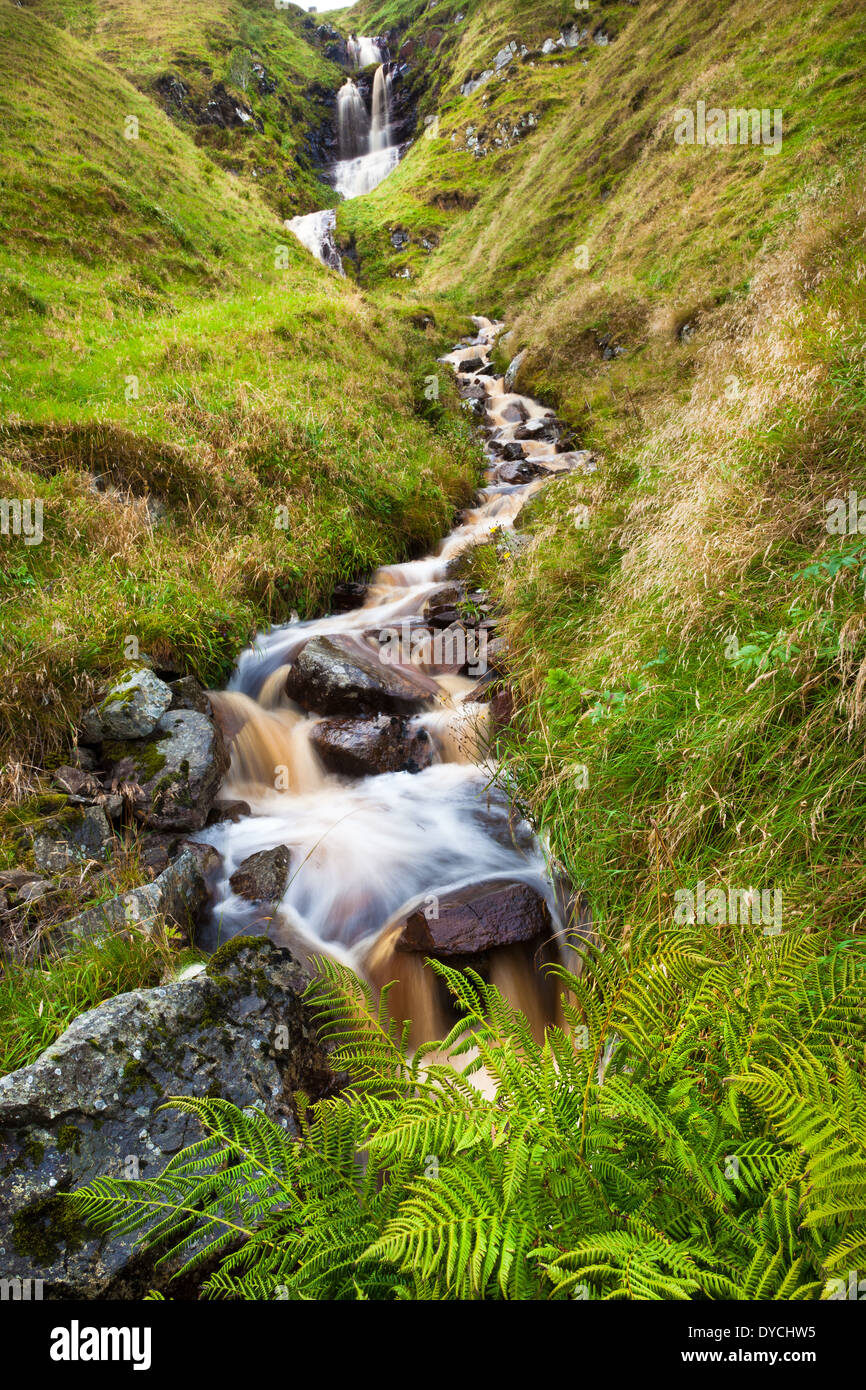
4, 0, 866, 1302
73, 936, 866, 1299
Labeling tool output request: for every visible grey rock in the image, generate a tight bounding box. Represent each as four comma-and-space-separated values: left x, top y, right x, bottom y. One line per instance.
504, 349, 527, 391
79, 708, 104, 746
32, 807, 114, 875
0, 939, 335, 1298
105, 709, 229, 832
168, 676, 212, 716
229, 846, 292, 905
58, 849, 208, 946
98, 669, 173, 740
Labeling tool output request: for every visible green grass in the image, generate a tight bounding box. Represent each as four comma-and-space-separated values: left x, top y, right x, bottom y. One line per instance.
0, 928, 200, 1076
0, 2, 482, 766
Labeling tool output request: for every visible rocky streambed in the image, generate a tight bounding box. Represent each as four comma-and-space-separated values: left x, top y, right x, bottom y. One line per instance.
0, 316, 593, 1295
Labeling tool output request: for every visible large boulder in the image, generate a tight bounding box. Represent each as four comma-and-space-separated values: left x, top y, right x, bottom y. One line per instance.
284, 635, 437, 717
0, 938, 335, 1298
396, 878, 553, 957
98, 669, 173, 740
310, 715, 434, 778
229, 846, 292, 904
104, 709, 229, 832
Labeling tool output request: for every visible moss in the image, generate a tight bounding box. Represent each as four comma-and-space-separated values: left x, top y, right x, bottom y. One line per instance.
21, 1136, 45, 1167
102, 738, 167, 782
56, 1124, 81, 1155
11, 1193, 85, 1264
206, 933, 270, 978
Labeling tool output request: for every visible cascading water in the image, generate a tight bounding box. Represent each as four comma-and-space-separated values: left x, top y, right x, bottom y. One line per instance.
332, 62, 399, 199
347, 34, 385, 68
196, 317, 590, 1046
288, 56, 401, 267
369, 65, 392, 152
336, 79, 369, 161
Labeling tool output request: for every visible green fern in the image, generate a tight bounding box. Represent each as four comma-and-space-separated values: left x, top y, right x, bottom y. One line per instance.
70, 929, 866, 1300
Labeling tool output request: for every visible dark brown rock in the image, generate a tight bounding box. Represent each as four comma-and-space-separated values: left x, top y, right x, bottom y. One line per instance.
310, 715, 433, 778
397, 879, 552, 957
229, 845, 292, 904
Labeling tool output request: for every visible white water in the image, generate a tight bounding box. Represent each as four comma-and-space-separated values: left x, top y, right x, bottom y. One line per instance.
347, 34, 385, 68
197, 318, 588, 1040
289, 58, 402, 266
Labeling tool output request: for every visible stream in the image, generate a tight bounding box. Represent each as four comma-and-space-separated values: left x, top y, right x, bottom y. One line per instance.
195, 319, 590, 1042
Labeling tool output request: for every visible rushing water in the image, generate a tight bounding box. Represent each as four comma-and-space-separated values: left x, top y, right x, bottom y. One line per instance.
197, 318, 583, 1042
289, 50, 402, 267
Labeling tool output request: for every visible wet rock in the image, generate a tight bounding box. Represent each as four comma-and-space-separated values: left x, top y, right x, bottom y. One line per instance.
514, 416, 560, 443
489, 439, 526, 462
458, 379, 487, 403
499, 401, 528, 424
57, 849, 208, 947
548, 450, 597, 474
105, 709, 229, 832
0, 938, 335, 1298
207, 798, 252, 826
457, 355, 485, 373
310, 715, 434, 778
98, 669, 173, 740
397, 879, 552, 956
229, 846, 292, 905
32, 807, 114, 875
168, 676, 212, 716
330, 580, 368, 613
285, 634, 437, 717
504, 350, 527, 391
494, 459, 547, 484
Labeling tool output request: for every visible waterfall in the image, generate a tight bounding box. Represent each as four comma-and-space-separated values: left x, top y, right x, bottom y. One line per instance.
336, 79, 369, 161
347, 34, 384, 68
370, 65, 392, 153
288, 62, 399, 266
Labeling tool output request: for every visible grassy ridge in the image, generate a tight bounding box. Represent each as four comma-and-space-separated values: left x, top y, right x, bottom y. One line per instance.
0, 2, 480, 774
342, 0, 866, 942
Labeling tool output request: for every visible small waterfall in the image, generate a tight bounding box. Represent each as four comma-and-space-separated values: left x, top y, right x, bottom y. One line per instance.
370, 65, 392, 153
336, 79, 370, 160
348, 34, 384, 69
288, 60, 400, 264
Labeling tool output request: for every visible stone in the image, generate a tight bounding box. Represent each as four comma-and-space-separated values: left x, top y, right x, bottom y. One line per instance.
284, 635, 438, 718
207, 799, 252, 825
79, 708, 104, 746
0, 938, 335, 1298
310, 715, 434, 778
32, 807, 114, 875
396, 879, 553, 956
229, 846, 292, 904
57, 849, 208, 946
105, 709, 229, 832
98, 669, 173, 740
504, 349, 527, 391
515, 416, 560, 443
168, 676, 212, 715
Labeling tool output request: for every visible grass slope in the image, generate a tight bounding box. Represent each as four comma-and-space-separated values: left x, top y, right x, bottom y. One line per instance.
0, 1, 480, 774
341, 0, 866, 942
